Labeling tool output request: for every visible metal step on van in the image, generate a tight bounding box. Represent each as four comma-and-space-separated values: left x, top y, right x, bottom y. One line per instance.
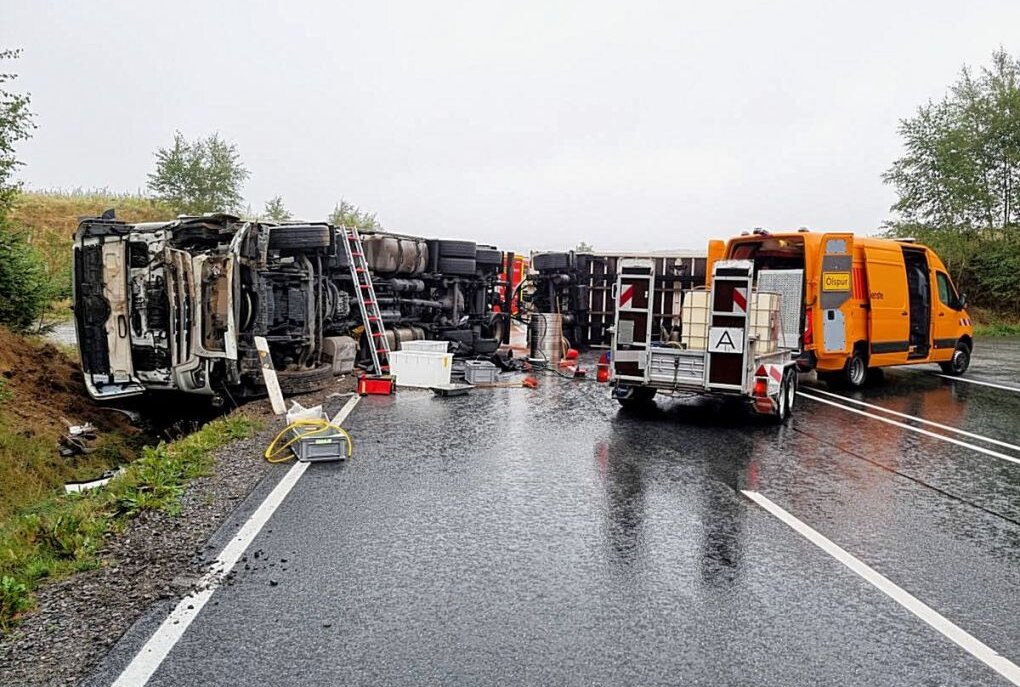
610, 258, 801, 422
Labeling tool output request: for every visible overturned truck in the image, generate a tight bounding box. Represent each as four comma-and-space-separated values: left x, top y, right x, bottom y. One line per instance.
73, 214, 507, 402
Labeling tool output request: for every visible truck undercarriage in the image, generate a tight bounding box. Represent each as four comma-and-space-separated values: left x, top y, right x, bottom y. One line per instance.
73, 214, 507, 402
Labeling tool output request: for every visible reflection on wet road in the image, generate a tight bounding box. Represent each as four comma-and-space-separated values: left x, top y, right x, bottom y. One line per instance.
103, 339, 1020, 686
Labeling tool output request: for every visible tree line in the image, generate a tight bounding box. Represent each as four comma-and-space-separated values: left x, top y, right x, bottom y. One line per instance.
2, 47, 1019, 332
884, 48, 1020, 318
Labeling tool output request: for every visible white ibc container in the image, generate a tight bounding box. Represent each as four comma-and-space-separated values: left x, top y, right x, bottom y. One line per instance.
388, 351, 453, 388
750, 292, 781, 354
399, 340, 450, 354
681, 290, 710, 351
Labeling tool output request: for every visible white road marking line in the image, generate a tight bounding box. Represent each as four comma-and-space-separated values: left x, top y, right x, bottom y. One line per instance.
112, 395, 361, 687
742, 490, 1020, 686
807, 387, 1020, 454
798, 392, 1020, 467
934, 374, 1020, 394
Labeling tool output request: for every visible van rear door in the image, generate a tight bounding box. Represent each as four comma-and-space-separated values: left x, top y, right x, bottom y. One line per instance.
814, 233, 854, 357
863, 244, 910, 365
73, 225, 145, 399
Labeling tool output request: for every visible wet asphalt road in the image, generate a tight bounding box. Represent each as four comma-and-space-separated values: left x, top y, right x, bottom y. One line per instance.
91, 338, 1020, 686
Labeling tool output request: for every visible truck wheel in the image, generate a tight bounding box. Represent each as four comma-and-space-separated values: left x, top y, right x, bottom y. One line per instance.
437, 257, 477, 275
939, 342, 971, 376
268, 225, 332, 250
475, 247, 502, 266
437, 240, 476, 259
616, 386, 656, 409
839, 351, 867, 389
276, 363, 334, 395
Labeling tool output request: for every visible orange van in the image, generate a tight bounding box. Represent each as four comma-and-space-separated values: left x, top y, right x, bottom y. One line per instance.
706, 230, 974, 388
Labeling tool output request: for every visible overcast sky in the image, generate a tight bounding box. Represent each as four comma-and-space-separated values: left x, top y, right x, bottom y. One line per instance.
4, 1, 1020, 253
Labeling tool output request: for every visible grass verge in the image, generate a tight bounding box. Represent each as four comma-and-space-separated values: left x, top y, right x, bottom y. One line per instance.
969, 306, 1020, 337
0, 414, 259, 630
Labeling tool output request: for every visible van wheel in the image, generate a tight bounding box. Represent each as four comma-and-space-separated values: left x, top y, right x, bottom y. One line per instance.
939, 342, 971, 376
616, 386, 656, 409
844, 351, 867, 388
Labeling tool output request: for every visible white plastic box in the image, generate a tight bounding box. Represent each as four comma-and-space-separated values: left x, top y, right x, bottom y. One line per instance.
399, 340, 450, 354
388, 350, 453, 388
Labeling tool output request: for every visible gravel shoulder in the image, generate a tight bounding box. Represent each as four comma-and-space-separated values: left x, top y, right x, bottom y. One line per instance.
0, 376, 357, 687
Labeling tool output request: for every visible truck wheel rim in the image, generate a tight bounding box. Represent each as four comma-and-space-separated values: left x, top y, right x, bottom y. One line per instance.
786, 376, 796, 411
954, 349, 969, 373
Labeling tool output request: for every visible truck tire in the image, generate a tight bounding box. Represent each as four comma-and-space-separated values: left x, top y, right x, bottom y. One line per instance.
437, 240, 476, 259
616, 386, 656, 409
268, 225, 332, 250
939, 342, 971, 376
276, 364, 334, 395
437, 257, 476, 275
475, 248, 502, 266
533, 252, 570, 271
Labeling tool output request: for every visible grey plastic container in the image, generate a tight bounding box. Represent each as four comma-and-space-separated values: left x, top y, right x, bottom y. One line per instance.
464, 360, 500, 384
288, 427, 350, 462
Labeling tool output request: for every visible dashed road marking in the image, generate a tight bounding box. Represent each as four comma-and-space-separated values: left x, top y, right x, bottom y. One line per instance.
798, 392, 1020, 467
742, 490, 1020, 686
111, 395, 360, 687
807, 387, 1020, 454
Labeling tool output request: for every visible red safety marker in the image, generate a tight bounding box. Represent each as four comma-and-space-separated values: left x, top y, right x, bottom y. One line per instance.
733, 287, 747, 313
619, 284, 635, 308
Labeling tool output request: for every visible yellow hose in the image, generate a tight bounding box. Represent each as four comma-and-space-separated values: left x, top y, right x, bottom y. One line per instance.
263, 418, 353, 463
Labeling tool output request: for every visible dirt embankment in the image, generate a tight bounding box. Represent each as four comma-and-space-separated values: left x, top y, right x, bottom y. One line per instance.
0, 328, 142, 518
0, 328, 136, 435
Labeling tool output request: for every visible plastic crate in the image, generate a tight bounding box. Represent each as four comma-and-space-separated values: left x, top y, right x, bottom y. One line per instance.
464, 360, 499, 384
400, 339, 450, 354
388, 351, 452, 388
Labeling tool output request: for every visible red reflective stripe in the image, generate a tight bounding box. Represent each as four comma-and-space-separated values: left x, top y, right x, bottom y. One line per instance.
733, 288, 747, 312
619, 284, 635, 307
769, 366, 783, 382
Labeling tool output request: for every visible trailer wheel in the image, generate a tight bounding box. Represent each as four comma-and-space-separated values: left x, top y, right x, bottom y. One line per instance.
616, 386, 656, 409
939, 342, 971, 376
532, 252, 570, 271
781, 368, 797, 419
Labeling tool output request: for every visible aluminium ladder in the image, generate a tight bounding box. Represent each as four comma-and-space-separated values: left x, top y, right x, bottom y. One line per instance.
340, 225, 390, 375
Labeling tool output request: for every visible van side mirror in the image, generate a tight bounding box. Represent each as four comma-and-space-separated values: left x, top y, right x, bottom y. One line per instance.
958, 293, 967, 309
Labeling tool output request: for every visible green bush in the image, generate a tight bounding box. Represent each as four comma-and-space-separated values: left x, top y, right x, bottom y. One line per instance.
887, 224, 1020, 317
0, 222, 51, 331
969, 240, 1020, 314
